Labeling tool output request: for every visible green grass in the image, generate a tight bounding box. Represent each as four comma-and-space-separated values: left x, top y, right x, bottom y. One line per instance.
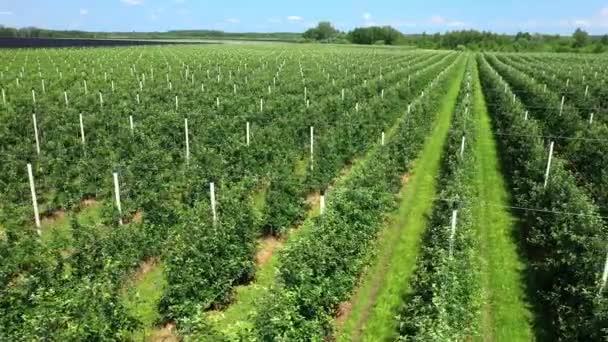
40, 201, 103, 242
337, 57, 466, 342
123, 262, 168, 341
471, 61, 533, 341
294, 156, 309, 180
206, 205, 320, 339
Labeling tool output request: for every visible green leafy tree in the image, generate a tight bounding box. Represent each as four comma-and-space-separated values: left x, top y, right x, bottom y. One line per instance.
303, 21, 339, 41
572, 27, 589, 48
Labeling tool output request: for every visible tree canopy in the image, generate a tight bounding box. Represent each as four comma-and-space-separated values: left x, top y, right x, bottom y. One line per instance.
302, 22, 340, 42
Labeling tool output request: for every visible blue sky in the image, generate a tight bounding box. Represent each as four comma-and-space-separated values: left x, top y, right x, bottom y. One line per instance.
1, 0, 608, 34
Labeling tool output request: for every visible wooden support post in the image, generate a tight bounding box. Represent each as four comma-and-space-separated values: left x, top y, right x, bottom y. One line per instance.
113, 172, 123, 225
27, 163, 41, 235
543, 141, 555, 188
210, 182, 217, 224
32, 114, 40, 155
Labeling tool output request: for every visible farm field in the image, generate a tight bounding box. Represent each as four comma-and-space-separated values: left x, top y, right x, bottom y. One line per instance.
0, 44, 606, 341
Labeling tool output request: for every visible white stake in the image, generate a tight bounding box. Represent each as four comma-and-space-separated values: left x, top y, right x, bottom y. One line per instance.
185, 118, 190, 163
64, 91, 69, 107
381, 131, 385, 146
79, 113, 85, 145
27, 163, 41, 235
355, 102, 359, 112
84, 80, 88, 94
524, 110, 529, 121
341, 88, 345, 101
175, 96, 179, 111
136, 93, 140, 105
559, 96, 565, 116
246, 121, 250, 146
543, 141, 555, 188
111, 80, 115, 93
589, 113, 594, 125
41, 79, 45, 93
31, 89, 36, 106
449, 210, 458, 259
216, 97, 220, 109
381, 89, 385, 99
99, 92, 104, 108
320, 194, 325, 215
32, 114, 40, 155
460, 136, 466, 158
113, 172, 123, 225
260, 98, 264, 113
1, 88, 5, 105
310, 126, 314, 171
210, 182, 217, 224
585, 85, 589, 98
599, 250, 608, 296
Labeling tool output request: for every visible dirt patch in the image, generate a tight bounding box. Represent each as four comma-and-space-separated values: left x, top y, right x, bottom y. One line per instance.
401, 173, 411, 185
150, 322, 179, 342
307, 191, 321, 208
41, 210, 66, 226
131, 211, 144, 224
132, 257, 159, 284
257, 236, 284, 267
335, 301, 354, 330
81, 198, 98, 207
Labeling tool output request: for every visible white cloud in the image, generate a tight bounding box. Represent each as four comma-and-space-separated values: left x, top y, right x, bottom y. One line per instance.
0, 11, 13, 15
80, 9, 88, 16
447, 21, 468, 27
287, 15, 303, 22
430, 15, 445, 25
429, 15, 469, 28
362, 12, 376, 27
394, 20, 417, 28
121, 0, 144, 6
226, 18, 240, 24
558, 6, 608, 30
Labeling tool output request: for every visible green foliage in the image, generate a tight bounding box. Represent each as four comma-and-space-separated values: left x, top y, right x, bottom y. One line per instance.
573, 27, 590, 48
478, 54, 608, 340
347, 26, 405, 45
303, 21, 340, 42
250, 54, 464, 340
397, 57, 482, 340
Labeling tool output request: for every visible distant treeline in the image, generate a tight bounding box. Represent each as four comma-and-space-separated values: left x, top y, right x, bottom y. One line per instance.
0, 26, 302, 42
2, 24, 607, 52
304, 22, 608, 53
406, 29, 608, 53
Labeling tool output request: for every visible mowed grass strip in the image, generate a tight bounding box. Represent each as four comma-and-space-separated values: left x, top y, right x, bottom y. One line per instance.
338, 57, 466, 342
471, 61, 533, 342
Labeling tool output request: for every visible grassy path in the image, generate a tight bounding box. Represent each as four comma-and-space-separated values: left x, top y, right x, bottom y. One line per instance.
337, 58, 466, 342
205, 205, 319, 339
471, 60, 533, 341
